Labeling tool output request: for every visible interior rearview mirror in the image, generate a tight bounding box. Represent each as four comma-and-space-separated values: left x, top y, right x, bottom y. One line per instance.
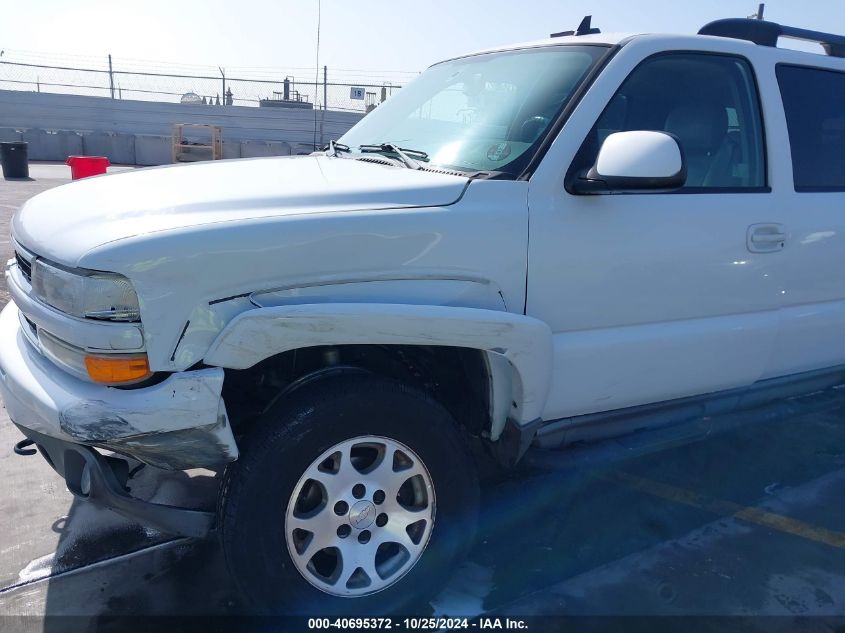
571, 130, 686, 194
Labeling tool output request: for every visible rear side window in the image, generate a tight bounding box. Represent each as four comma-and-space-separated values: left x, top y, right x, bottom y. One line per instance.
569, 53, 766, 191
777, 64, 845, 192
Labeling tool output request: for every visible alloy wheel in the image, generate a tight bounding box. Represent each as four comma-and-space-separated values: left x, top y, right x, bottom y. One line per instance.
284, 435, 435, 597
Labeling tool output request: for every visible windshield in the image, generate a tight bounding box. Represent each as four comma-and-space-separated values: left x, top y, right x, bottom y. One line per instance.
339, 45, 608, 177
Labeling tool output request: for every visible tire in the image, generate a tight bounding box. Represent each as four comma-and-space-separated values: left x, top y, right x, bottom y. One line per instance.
219, 373, 480, 615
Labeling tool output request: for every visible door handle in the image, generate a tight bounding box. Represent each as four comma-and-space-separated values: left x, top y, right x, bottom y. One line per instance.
751, 232, 787, 243
747, 223, 787, 253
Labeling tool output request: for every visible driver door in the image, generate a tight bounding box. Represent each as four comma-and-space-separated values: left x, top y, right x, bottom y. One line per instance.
527, 51, 784, 421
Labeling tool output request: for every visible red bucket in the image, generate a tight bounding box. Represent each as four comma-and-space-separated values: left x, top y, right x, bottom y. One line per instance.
66, 156, 110, 180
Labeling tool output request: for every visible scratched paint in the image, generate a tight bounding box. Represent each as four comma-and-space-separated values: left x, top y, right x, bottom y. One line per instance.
203, 302, 553, 425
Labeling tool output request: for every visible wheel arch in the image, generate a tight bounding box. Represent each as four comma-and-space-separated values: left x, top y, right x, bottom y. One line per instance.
206, 303, 552, 440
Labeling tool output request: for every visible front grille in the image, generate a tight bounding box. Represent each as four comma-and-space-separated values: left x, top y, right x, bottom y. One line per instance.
15, 251, 31, 283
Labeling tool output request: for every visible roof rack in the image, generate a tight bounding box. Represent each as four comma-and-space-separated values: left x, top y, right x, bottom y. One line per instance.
699, 18, 845, 58
551, 15, 601, 39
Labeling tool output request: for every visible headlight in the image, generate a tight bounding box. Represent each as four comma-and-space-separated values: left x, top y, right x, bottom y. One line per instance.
39, 329, 151, 385
31, 259, 141, 322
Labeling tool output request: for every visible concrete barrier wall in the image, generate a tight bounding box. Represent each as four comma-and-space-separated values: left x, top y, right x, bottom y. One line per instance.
0, 89, 364, 165
21, 129, 84, 161
0, 128, 22, 143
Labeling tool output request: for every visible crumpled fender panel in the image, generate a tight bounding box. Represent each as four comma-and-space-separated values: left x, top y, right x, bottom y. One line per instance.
203, 302, 553, 425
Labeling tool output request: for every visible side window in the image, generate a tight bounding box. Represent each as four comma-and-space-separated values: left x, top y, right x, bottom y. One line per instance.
777, 65, 845, 192
571, 53, 766, 190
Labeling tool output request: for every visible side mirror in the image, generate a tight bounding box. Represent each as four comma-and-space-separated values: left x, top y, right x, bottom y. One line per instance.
571, 131, 686, 194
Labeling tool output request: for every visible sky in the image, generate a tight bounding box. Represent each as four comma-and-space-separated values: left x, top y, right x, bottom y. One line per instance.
3, 0, 845, 81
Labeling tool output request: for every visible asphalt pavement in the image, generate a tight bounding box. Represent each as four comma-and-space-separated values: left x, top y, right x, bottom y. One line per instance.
1, 164, 844, 630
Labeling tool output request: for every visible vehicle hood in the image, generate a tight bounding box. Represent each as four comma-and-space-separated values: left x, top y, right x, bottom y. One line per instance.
12, 155, 469, 266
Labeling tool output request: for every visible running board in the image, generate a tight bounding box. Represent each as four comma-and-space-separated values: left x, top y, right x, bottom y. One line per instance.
525, 366, 845, 472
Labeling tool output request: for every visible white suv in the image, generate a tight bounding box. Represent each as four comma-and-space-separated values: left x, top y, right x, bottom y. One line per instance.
3, 16, 845, 613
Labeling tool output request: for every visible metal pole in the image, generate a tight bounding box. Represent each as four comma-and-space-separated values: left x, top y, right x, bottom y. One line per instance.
320, 80, 326, 146
108, 54, 115, 99
219, 67, 225, 106
312, 0, 321, 150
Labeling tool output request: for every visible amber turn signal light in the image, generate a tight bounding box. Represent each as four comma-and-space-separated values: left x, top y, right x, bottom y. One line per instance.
85, 354, 151, 384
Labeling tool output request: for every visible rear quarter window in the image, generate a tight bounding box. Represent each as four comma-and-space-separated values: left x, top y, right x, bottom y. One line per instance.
777, 64, 845, 192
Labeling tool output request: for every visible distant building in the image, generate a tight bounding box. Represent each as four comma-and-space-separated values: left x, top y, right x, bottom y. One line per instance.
180, 92, 202, 104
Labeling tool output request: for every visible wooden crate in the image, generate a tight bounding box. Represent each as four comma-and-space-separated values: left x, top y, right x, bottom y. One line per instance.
171, 124, 223, 163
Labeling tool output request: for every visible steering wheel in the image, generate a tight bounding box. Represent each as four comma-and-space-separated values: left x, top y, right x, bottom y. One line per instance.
519, 116, 549, 143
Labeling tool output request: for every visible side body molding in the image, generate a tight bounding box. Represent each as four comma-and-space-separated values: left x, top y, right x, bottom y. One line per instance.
203, 303, 553, 427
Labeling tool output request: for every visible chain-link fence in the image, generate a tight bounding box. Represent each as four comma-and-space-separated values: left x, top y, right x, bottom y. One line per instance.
0, 54, 415, 113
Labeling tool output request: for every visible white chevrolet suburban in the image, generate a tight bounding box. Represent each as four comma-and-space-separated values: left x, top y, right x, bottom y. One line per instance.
3, 16, 845, 613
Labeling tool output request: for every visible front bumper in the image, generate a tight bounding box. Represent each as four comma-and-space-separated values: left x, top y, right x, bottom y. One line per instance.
0, 302, 238, 470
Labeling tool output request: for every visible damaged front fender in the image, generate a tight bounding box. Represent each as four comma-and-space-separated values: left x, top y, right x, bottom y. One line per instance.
203, 302, 553, 425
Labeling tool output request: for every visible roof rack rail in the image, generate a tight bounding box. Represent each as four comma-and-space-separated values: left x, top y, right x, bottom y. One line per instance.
551, 15, 601, 39
699, 18, 845, 58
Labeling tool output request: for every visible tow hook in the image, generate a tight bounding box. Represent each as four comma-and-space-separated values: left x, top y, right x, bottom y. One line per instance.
13, 438, 37, 456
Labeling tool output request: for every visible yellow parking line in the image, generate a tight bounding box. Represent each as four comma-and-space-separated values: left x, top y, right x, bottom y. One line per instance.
602, 470, 845, 550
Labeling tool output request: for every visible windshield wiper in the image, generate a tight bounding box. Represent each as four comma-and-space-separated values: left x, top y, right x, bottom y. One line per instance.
323, 140, 351, 157
359, 143, 427, 170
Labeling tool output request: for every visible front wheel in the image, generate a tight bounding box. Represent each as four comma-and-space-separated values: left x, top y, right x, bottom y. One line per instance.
219, 374, 479, 614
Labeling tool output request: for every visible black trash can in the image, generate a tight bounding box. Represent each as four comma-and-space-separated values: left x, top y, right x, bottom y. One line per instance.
0, 142, 29, 180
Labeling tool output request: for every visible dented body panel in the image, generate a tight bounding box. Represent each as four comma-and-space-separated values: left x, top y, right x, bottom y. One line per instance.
0, 303, 236, 470
204, 302, 553, 425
